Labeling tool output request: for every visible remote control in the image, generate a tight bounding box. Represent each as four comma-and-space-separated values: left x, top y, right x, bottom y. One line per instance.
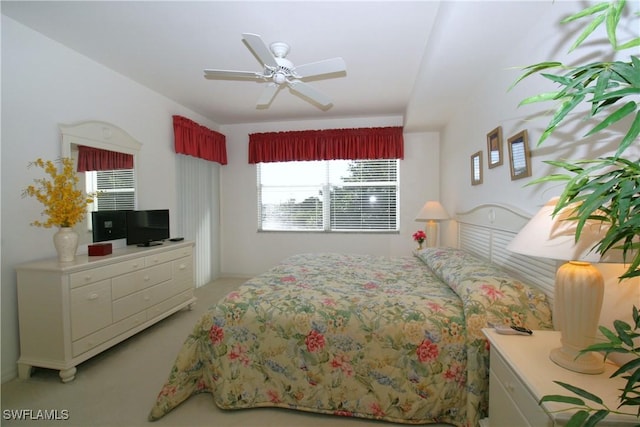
493, 325, 532, 336
169, 237, 184, 242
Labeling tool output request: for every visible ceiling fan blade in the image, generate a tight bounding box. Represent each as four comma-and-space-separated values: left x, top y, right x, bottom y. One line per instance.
256, 83, 280, 107
242, 33, 278, 69
204, 69, 263, 80
295, 57, 347, 78
287, 80, 333, 107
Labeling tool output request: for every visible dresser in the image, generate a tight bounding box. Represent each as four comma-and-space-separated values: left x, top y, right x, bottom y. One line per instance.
16, 241, 196, 382
483, 328, 637, 426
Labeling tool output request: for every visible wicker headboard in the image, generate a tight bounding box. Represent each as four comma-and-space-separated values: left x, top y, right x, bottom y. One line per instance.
456, 203, 557, 305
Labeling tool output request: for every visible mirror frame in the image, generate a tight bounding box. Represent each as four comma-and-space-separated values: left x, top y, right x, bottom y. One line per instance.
60, 121, 142, 245
486, 126, 503, 169
507, 130, 531, 181
470, 151, 483, 186
61, 121, 142, 157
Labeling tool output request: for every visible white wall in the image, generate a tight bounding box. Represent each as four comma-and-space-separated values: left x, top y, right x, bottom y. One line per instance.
438, 1, 640, 340
219, 118, 440, 276
440, 0, 640, 238
0, 17, 221, 381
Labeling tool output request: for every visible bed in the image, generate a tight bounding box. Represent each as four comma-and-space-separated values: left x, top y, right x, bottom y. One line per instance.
148, 205, 555, 426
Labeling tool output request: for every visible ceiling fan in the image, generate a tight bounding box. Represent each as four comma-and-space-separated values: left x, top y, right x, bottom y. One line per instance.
204, 33, 346, 108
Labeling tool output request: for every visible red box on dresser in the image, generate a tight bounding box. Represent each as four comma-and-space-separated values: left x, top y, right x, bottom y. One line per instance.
88, 243, 112, 256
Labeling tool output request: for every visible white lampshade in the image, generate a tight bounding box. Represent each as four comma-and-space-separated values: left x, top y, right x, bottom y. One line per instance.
507, 197, 624, 374
506, 197, 627, 263
415, 201, 449, 248
414, 201, 450, 221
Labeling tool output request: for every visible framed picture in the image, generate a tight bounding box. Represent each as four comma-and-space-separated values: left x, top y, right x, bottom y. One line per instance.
486, 126, 503, 169
470, 151, 483, 185
507, 130, 531, 180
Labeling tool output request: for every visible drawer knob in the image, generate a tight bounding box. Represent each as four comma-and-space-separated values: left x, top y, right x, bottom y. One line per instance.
84, 275, 92, 282
144, 296, 150, 301
144, 275, 150, 281
179, 264, 186, 270
87, 293, 99, 300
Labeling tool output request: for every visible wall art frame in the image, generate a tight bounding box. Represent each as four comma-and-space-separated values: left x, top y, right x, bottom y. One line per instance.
486, 126, 503, 169
471, 151, 483, 185
507, 130, 531, 180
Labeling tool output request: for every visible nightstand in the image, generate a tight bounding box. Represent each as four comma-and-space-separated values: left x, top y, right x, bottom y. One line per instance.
483, 328, 637, 426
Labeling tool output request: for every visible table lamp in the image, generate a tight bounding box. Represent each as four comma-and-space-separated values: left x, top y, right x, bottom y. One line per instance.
415, 201, 449, 247
506, 197, 634, 374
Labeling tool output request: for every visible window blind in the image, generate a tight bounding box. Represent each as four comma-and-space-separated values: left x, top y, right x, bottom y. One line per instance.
89, 169, 135, 211
258, 159, 399, 232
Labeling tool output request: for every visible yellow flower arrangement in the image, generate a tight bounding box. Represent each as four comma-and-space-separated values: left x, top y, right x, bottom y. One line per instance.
23, 157, 94, 228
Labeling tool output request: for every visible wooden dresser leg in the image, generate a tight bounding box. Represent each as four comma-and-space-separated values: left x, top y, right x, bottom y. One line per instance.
59, 367, 77, 383
17, 363, 33, 380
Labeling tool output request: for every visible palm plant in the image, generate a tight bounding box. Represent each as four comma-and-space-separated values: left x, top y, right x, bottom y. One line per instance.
511, 0, 639, 424
540, 308, 640, 424
511, 0, 640, 280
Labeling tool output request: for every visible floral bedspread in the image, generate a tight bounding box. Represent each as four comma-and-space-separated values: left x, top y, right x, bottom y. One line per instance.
149, 250, 553, 426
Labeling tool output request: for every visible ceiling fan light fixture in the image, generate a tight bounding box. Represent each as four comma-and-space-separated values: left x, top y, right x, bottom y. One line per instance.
273, 73, 287, 85
270, 42, 290, 58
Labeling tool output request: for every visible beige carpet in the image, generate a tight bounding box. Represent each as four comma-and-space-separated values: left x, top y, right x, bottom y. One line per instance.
1, 278, 401, 427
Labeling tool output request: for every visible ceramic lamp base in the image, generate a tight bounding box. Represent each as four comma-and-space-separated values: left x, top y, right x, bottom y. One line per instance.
425, 221, 438, 248
550, 345, 604, 374
551, 260, 604, 374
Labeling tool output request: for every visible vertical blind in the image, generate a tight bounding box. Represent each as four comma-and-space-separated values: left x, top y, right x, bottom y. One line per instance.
176, 155, 221, 287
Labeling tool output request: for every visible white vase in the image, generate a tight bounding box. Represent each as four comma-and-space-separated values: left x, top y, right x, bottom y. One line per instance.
53, 227, 79, 263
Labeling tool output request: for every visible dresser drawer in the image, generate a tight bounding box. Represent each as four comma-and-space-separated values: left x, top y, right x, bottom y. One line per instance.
172, 257, 193, 291
70, 280, 112, 340
112, 288, 151, 322
147, 290, 194, 320
72, 311, 146, 357
69, 258, 145, 288
489, 370, 531, 427
145, 247, 191, 266
111, 263, 172, 299
148, 277, 186, 305
490, 349, 552, 426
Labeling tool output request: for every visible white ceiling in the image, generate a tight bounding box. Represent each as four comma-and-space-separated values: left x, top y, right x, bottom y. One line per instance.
2, 1, 554, 132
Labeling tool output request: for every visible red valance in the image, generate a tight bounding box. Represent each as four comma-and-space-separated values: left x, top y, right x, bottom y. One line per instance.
173, 115, 227, 165
248, 126, 404, 164
77, 145, 134, 172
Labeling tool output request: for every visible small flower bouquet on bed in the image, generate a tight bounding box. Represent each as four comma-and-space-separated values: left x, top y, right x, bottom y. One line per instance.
413, 230, 426, 250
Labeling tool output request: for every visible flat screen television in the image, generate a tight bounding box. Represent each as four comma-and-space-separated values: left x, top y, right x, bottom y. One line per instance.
126, 209, 170, 246
92, 210, 128, 243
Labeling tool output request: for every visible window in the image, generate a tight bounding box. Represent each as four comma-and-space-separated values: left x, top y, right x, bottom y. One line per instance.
86, 169, 135, 211
258, 159, 399, 232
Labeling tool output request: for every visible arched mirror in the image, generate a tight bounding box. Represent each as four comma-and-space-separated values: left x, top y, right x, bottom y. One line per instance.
60, 121, 142, 246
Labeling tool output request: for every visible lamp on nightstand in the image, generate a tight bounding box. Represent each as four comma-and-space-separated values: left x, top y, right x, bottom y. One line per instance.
507, 197, 631, 374
415, 201, 449, 247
